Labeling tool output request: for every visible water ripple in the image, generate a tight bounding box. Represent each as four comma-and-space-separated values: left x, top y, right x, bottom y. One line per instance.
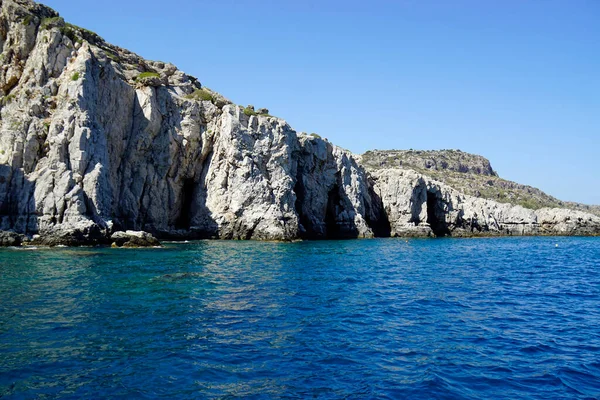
0, 237, 599, 398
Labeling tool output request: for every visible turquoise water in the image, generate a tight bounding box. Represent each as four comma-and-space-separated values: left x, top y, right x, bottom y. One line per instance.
1, 237, 599, 399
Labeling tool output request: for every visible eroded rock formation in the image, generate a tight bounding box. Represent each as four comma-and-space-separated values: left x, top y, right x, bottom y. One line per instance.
371, 169, 600, 237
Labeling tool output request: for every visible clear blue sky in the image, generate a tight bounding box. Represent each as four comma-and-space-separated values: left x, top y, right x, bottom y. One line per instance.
43, 0, 600, 205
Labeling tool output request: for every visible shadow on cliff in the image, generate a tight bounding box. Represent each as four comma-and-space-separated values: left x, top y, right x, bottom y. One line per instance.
324, 178, 359, 239
162, 148, 219, 240
366, 182, 391, 237
0, 164, 38, 234
426, 190, 451, 237
110, 87, 219, 240
114, 174, 219, 240
293, 171, 351, 239
177, 175, 220, 240
294, 171, 391, 240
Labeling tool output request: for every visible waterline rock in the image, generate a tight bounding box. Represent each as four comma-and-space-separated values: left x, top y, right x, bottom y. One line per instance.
111, 231, 161, 248
0, 230, 23, 246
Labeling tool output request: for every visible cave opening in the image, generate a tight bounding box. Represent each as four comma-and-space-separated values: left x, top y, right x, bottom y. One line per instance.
325, 184, 341, 238
294, 170, 313, 238
176, 178, 195, 230
366, 184, 391, 238
426, 191, 450, 237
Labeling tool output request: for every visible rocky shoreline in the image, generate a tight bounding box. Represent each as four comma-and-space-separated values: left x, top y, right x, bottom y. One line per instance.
0, 0, 599, 247
0, 228, 162, 247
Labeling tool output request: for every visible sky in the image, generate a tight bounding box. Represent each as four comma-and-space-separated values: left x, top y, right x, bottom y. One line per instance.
42, 0, 600, 205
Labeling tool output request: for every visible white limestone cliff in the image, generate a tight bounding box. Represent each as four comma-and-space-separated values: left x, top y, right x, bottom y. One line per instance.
371, 169, 600, 237
0, 0, 598, 245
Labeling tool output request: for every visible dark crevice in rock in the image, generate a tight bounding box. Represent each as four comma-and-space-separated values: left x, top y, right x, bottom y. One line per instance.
324, 183, 341, 238
324, 175, 361, 239
186, 150, 220, 239
244, 218, 261, 240
133, 179, 146, 229
293, 168, 313, 239
366, 181, 391, 238
426, 191, 450, 237
81, 190, 103, 228
323, 172, 361, 239
175, 178, 195, 230
0, 165, 37, 233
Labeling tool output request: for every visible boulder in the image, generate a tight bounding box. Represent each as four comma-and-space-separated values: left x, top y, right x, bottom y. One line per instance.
0, 231, 23, 247
29, 224, 110, 246
111, 231, 161, 247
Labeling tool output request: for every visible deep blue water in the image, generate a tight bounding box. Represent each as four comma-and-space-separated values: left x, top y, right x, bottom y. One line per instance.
1, 237, 600, 399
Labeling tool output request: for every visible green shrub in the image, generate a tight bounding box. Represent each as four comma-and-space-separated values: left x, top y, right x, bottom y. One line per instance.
71, 72, 80, 81
66, 23, 97, 38
517, 199, 541, 210
1, 94, 16, 106
185, 88, 213, 102
22, 15, 33, 26
42, 18, 101, 44
40, 16, 64, 30
60, 25, 78, 44
64, 23, 101, 43
243, 106, 257, 116
310, 133, 321, 139
137, 71, 160, 80
106, 52, 119, 62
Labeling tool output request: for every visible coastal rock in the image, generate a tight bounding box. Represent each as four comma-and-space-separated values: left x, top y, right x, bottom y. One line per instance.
371, 168, 600, 237
362, 149, 600, 218
536, 208, 600, 236
0, 0, 598, 244
28, 221, 109, 246
294, 134, 379, 239
0, 0, 379, 244
0, 230, 23, 246
110, 230, 161, 247
198, 107, 300, 240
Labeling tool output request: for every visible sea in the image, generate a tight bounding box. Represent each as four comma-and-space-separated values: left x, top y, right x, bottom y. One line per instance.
1, 237, 599, 399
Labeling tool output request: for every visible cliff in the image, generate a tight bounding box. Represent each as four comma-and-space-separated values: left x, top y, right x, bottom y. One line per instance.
371, 169, 600, 238
0, 0, 598, 245
362, 150, 600, 217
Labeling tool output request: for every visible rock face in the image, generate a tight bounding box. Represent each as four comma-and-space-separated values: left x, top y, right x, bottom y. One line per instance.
362, 149, 600, 218
371, 169, 600, 237
0, 0, 598, 244
0, 0, 378, 242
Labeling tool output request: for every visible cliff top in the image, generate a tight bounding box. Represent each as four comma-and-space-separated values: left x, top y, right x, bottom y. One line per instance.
361, 149, 498, 176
